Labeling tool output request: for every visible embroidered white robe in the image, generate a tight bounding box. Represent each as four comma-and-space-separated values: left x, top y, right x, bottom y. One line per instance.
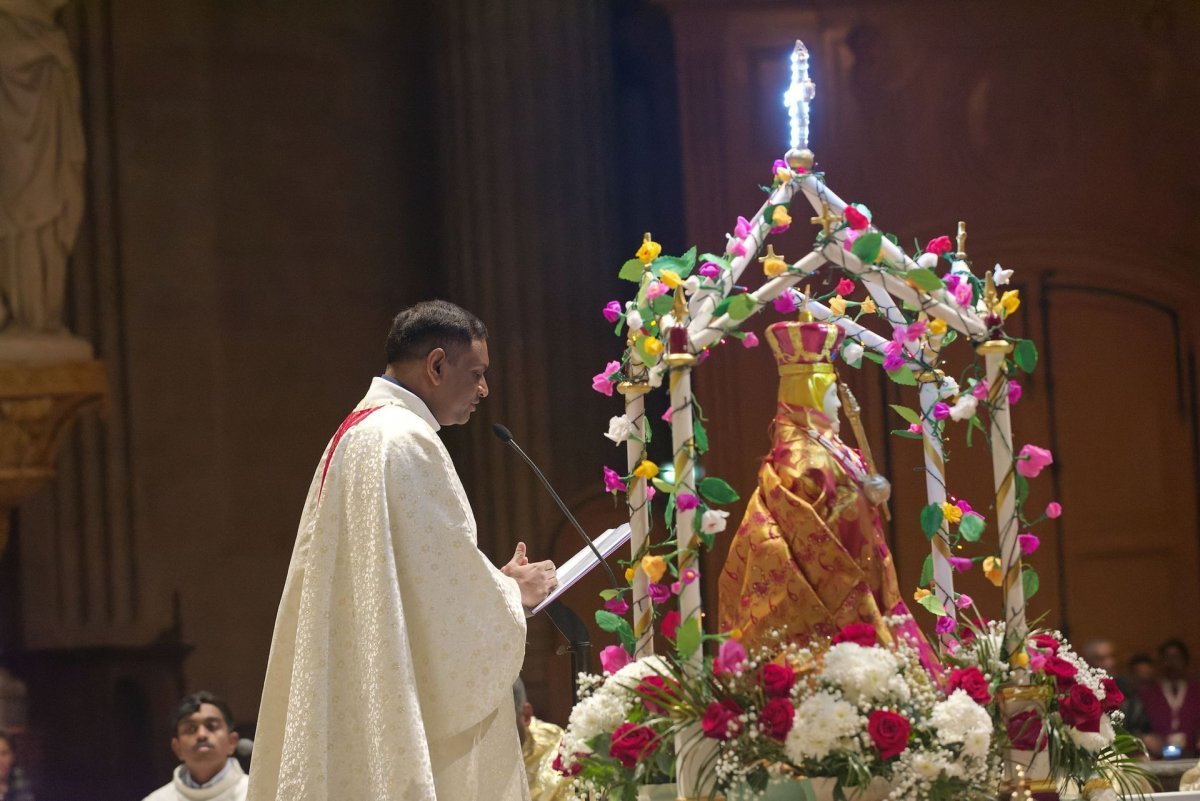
248, 378, 530, 801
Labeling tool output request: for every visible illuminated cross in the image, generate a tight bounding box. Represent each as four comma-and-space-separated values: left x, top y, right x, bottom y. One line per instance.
782, 40, 816, 150
810, 202, 843, 237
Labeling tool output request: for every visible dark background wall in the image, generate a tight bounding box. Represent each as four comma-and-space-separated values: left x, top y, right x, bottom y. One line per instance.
1, 1, 1197, 797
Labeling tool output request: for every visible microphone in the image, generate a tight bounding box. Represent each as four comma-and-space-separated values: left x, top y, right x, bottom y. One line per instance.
493, 423, 620, 589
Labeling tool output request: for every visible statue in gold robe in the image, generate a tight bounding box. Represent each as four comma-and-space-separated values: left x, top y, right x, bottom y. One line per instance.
718, 318, 932, 662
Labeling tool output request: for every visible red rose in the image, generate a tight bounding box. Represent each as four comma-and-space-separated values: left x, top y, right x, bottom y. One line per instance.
759, 697, 795, 741
608, 722, 660, 768
1006, 709, 1045, 751
946, 666, 992, 705
1042, 655, 1078, 690
832, 622, 877, 647
761, 663, 796, 698
1029, 633, 1060, 653
1059, 684, 1102, 733
1100, 678, 1124, 713
661, 610, 681, 641
701, 699, 743, 741
636, 674, 679, 714
867, 710, 911, 759
843, 206, 870, 231
924, 235, 953, 255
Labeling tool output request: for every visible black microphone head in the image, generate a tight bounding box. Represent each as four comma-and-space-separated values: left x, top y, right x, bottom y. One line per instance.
492, 423, 514, 443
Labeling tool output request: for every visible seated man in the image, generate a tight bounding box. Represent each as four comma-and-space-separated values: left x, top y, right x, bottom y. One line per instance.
514, 679, 569, 801
142, 692, 248, 801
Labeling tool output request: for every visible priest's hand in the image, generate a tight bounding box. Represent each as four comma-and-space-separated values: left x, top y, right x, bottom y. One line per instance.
501, 542, 557, 608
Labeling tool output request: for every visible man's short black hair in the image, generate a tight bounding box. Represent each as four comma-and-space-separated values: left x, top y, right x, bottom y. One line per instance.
386, 300, 487, 364
1159, 638, 1190, 664
173, 691, 235, 734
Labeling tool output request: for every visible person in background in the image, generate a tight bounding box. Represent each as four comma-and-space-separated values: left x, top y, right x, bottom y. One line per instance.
1129, 653, 1157, 691
142, 692, 247, 801
514, 679, 569, 801
0, 732, 34, 801
1079, 638, 1154, 751
1140, 639, 1200, 758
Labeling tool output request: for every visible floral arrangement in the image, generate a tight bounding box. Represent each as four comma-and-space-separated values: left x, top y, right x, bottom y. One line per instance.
557, 621, 1003, 801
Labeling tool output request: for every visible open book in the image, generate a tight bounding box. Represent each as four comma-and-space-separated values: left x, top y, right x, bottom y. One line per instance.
532, 522, 632, 615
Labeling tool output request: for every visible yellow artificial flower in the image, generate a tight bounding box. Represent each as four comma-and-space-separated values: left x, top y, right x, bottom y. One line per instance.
730, 628, 744, 640
625, 566, 636, 582
771, 206, 792, 228
861, 297, 877, 314
983, 555, 1004, 587
644, 337, 664, 356
1000, 289, 1021, 316
829, 296, 848, 315
941, 502, 963, 524
762, 257, 787, 277
929, 318, 947, 336
641, 554, 668, 584
774, 167, 793, 184
633, 459, 659, 479
913, 587, 931, 602
637, 237, 662, 264
1010, 650, 1030, 669
659, 269, 682, 289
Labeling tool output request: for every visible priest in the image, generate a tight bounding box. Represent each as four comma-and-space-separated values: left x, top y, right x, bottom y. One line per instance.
248, 300, 558, 801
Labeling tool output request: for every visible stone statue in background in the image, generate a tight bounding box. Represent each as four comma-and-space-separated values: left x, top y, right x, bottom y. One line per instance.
0, 0, 85, 335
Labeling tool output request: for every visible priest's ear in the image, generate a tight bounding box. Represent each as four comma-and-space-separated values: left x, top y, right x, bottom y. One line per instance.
425, 347, 449, 385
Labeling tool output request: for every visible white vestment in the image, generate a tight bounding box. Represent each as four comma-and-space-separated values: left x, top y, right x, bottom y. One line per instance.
248, 378, 530, 801
142, 760, 249, 801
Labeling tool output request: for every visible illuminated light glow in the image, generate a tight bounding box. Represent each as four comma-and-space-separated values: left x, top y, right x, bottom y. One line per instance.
782, 40, 816, 150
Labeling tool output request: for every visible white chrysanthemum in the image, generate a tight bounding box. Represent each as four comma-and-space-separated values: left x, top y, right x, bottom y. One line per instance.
930, 690, 992, 747
1068, 715, 1115, 753
820, 642, 910, 706
962, 728, 991, 759
786, 691, 865, 762
561, 656, 672, 757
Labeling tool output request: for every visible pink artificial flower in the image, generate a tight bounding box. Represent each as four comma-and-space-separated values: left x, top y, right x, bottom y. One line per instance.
605, 597, 630, 615
1046, 501, 1062, 519
956, 499, 974, 514
699, 262, 721, 279
932, 402, 951, 420
935, 616, 956, 635
646, 280, 668, 300
836, 277, 856, 296
714, 638, 747, 674
661, 406, 673, 423
592, 360, 620, 395
884, 338, 905, 355
600, 644, 631, 674
953, 281, 973, 306
1008, 380, 1023, 406
742, 332, 760, 348
697, 348, 712, 364
772, 158, 788, 175
842, 228, 863, 251
925, 235, 954, 255
676, 493, 700, 511
905, 320, 928, 342
603, 465, 627, 494
883, 353, 905, 372
661, 610, 681, 640
949, 556, 973, 573
734, 216, 753, 239
1016, 444, 1054, 478
972, 379, 989, 400
944, 274, 962, 293
645, 484, 657, 502
955, 593, 973, 609
774, 291, 798, 314
843, 206, 870, 231
907, 422, 922, 434
681, 567, 699, 585
670, 580, 682, 595
730, 239, 747, 257
602, 300, 622, 323
648, 582, 671, 604
1028, 650, 1046, 673
1018, 533, 1040, 555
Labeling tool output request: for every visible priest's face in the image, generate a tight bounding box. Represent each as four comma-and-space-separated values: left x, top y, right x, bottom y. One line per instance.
432, 338, 490, 425
171, 702, 239, 785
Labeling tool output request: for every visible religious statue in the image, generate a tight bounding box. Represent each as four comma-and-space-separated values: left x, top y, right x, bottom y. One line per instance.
718, 317, 933, 661
0, 0, 86, 334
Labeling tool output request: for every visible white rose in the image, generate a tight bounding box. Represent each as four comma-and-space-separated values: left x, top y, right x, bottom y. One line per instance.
937, 376, 960, 399
604, 415, 637, 445
992, 263, 1014, 286
948, 394, 978, 421
916, 252, 939, 269
626, 310, 643, 331
684, 276, 701, 293
700, 508, 730, 534
841, 341, 864, 367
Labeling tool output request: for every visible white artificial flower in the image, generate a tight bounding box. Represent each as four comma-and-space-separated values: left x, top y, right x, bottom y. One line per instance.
700, 508, 730, 534
604, 415, 637, 445
626, 310, 643, 331
647, 364, 665, 388
948, 394, 978, 421
786, 691, 864, 762
1087, 788, 1120, 801
937, 376, 960, 400
949, 259, 972, 276
930, 690, 992, 747
561, 655, 672, 759
916, 252, 939, 269
820, 643, 909, 705
992, 263, 1014, 286
841, 341, 864, 367
1067, 715, 1115, 753
684, 275, 701, 294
